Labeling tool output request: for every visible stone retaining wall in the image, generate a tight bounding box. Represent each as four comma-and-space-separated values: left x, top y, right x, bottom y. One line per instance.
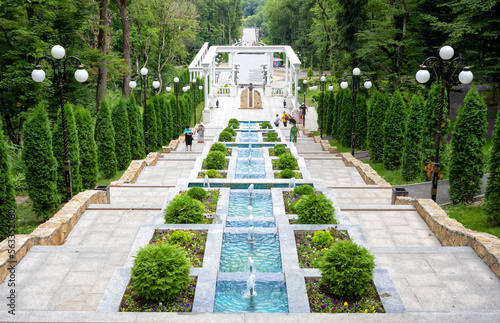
0, 190, 109, 284
396, 196, 500, 279
340, 153, 391, 188
110, 152, 160, 186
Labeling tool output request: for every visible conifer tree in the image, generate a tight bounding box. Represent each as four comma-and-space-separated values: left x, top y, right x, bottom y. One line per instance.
332, 90, 342, 139
179, 97, 188, 131
355, 95, 368, 149
22, 104, 60, 219
126, 94, 145, 160
449, 87, 487, 203
112, 98, 132, 170
0, 118, 17, 240
368, 91, 388, 163
145, 100, 157, 151
164, 98, 174, 142
170, 97, 179, 138
422, 83, 449, 167
339, 88, 353, 147
74, 106, 97, 190
152, 95, 163, 148
52, 103, 82, 197
159, 96, 169, 146
327, 90, 336, 136
96, 97, 117, 179
401, 95, 424, 181
485, 114, 500, 224
383, 91, 405, 170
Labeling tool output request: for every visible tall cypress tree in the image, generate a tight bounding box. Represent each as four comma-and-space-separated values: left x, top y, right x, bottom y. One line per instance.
339, 88, 353, 147
0, 118, 17, 240
159, 96, 169, 146
179, 97, 188, 131
401, 95, 424, 181
112, 98, 132, 170
152, 95, 163, 148
355, 95, 368, 149
368, 91, 388, 163
383, 91, 406, 170
126, 93, 145, 160
22, 104, 60, 219
144, 100, 157, 151
74, 106, 97, 190
485, 114, 500, 224
449, 87, 487, 203
422, 83, 449, 167
170, 96, 179, 138
331, 90, 342, 139
96, 97, 117, 179
326, 91, 336, 137
164, 98, 174, 142
52, 103, 82, 197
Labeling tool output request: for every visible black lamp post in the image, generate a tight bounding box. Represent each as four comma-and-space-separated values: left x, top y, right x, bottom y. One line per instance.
340, 68, 372, 157
129, 67, 160, 155
309, 75, 333, 138
190, 78, 203, 125
416, 45, 473, 202
166, 77, 189, 137
31, 45, 89, 202
297, 79, 308, 128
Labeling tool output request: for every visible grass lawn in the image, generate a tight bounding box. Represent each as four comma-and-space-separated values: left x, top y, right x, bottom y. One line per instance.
97, 169, 126, 186
443, 203, 500, 239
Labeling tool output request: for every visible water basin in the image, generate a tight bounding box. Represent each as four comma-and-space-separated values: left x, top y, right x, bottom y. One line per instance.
238, 148, 263, 158
226, 219, 275, 227
228, 190, 273, 217
239, 132, 259, 142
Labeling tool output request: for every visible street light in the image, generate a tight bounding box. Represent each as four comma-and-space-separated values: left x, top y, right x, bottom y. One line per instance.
296, 79, 308, 128
31, 45, 89, 202
166, 77, 189, 137
340, 68, 372, 157
261, 65, 268, 86
309, 75, 333, 138
416, 45, 473, 202
129, 67, 160, 155
190, 78, 203, 125
234, 64, 240, 85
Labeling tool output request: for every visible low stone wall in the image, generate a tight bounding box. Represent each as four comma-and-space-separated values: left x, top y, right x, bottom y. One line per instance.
396, 196, 500, 279
144, 152, 160, 166
0, 190, 109, 284
110, 160, 146, 186
340, 153, 391, 188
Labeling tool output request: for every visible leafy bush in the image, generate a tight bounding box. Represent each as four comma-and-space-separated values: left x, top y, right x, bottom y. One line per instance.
131, 243, 191, 303
274, 144, 286, 156
316, 240, 375, 299
169, 230, 193, 244
206, 169, 218, 178
210, 142, 227, 154
204, 151, 226, 169
266, 131, 277, 138
219, 130, 233, 142
307, 67, 314, 78
261, 121, 272, 129
276, 153, 298, 170
312, 230, 334, 249
228, 118, 239, 127
296, 193, 336, 224
164, 195, 204, 224
281, 169, 294, 179
223, 127, 236, 136
294, 185, 314, 196
188, 187, 207, 201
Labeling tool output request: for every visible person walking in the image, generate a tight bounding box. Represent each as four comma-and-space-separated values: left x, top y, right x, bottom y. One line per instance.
282, 111, 290, 127
184, 125, 193, 151
197, 123, 205, 143
300, 104, 307, 127
290, 121, 299, 143
274, 114, 280, 127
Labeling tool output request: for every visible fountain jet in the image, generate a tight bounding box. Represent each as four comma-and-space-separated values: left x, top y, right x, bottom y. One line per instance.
204, 175, 210, 188
248, 226, 255, 242
246, 274, 257, 297
288, 177, 296, 189
248, 257, 254, 273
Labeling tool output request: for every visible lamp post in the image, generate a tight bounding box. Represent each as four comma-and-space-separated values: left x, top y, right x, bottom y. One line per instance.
190, 78, 203, 125
416, 45, 473, 202
261, 65, 268, 87
296, 79, 308, 128
234, 64, 240, 86
129, 67, 160, 155
31, 45, 89, 202
309, 75, 333, 138
340, 68, 372, 157
166, 77, 189, 137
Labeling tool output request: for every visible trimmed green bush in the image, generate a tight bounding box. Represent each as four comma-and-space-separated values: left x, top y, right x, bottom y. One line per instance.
368, 91, 389, 163
276, 153, 298, 170
22, 104, 60, 219
219, 130, 233, 142
307, 67, 314, 78
273, 144, 286, 156
164, 195, 204, 224
206, 169, 218, 178
112, 98, 132, 170
280, 169, 294, 179
74, 106, 98, 190
169, 230, 193, 244
312, 230, 334, 249
0, 118, 17, 240
293, 185, 314, 196
228, 118, 239, 128
486, 113, 500, 224
261, 121, 272, 129
383, 90, 405, 170
296, 193, 336, 224
401, 95, 424, 181
317, 240, 375, 299
205, 151, 226, 169
210, 142, 227, 154
96, 97, 117, 179
131, 243, 190, 303
188, 187, 207, 201
223, 127, 236, 136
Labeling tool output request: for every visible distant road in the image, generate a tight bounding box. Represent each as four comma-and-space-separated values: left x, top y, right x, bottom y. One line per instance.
241, 28, 258, 45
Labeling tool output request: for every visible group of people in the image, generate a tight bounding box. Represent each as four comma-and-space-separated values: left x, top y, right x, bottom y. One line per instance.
275, 111, 299, 143
183, 123, 205, 151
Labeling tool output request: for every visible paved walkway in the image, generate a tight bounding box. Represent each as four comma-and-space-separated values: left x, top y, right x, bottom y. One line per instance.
1, 91, 499, 322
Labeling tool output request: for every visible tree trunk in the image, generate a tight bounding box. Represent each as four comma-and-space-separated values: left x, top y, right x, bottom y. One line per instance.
115, 0, 131, 98
96, 0, 109, 113
227, 8, 232, 45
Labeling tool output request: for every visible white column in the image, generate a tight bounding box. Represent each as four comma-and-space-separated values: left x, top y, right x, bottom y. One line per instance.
294, 66, 298, 108
285, 57, 289, 84
268, 53, 273, 85
204, 67, 209, 110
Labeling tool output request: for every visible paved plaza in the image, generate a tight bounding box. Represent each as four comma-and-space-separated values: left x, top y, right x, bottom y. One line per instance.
0, 88, 499, 322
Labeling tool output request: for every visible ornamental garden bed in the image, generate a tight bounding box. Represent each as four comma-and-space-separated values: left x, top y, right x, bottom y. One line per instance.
274, 171, 302, 179
198, 171, 227, 179
268, 147, 290, 156
178, 189, 219, 215
201, 159, 230, 170
295, 228, 349, 268
282, 190, 322, 214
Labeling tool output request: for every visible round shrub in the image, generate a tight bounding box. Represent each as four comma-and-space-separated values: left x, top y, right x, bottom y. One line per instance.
164, 195, 204, 224
312, 230, 334, 249
131, 243, 191, 302
205, 151, 226, 169
188, 187, 207, 201
274, 144, 286, 156
293, 185, 314, 196
210, 142, 227, 154
223, 127, 236, 136
219, 130, 233, 142
206, 169, 218, 178
267, 131, 277, 138
317, 240, 375, 299
296, 193, 336, 224
261, 121, 272, 129
228, 118, 239, 127
276, 153, 298, 170
281, 169, 294, 179
169, 230, 193, 244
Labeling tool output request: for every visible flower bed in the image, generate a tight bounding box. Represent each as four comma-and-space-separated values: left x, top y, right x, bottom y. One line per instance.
150, 229, 207, 267
306, 278, 384, 313
178, 189, 219, 215
295, 228, 349, 268
197, 171, 227, 179
274, 171, 303, 179
282, 190, 322, 214
202, 159, 230, 170
269, 147, 290, 156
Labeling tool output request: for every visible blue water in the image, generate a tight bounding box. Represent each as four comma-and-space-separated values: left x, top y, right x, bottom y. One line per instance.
238, 148, 263, 158
214, 281, 288, 313
189, 183, 291, 189
226, 219, 275, 227
228, 191, 273, 217
240, 122, 260, 130
239, 132, 259, 142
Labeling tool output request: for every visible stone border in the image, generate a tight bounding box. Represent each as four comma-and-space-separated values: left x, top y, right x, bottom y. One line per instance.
339, 153, 391, 188
0, 189, 109, 284
110, 152, 160, 186
396, 196, 500, 279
